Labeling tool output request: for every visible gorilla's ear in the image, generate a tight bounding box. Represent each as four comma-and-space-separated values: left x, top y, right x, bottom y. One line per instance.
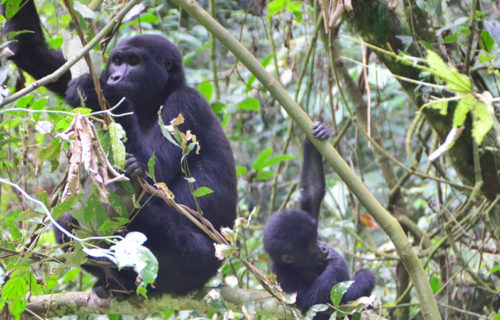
164, 58, 173, 71
281, 254, 294, 264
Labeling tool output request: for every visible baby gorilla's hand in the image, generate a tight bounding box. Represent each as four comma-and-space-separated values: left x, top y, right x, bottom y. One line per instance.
312, 121, 331, 140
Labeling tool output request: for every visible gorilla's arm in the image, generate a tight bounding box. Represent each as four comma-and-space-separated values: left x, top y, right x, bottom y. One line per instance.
2, 0, 71, 96
341, 269, 376, 304
125, 86, 226, 185
295, 247, 350, 311
299, 121, 331, 220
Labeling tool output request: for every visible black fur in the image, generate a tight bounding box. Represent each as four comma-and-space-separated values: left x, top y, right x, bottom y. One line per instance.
264, 122, 375, 316
3, 0, 237, 297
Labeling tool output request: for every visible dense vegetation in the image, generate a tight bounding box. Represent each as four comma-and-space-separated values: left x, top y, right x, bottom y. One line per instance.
0, 0, 498, 319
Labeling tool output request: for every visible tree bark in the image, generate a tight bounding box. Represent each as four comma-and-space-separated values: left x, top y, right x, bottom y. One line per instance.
20, 287, 288, 318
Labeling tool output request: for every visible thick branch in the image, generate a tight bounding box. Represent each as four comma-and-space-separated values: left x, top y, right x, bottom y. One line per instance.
22, 287, 289, 318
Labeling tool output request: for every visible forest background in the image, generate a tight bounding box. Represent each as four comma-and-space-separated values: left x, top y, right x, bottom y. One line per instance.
0, 0, 499, 319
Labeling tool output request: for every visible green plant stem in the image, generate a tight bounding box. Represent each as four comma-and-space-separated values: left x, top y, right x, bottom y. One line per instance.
171, 1, 441, 319
209, 0, 220, 100
464, 0, 478, 74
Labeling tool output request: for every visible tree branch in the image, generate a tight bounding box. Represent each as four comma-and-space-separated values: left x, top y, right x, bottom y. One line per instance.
19, 287, 290, 318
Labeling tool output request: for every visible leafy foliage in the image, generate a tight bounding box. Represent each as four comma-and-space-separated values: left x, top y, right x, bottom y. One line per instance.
0, 0, 498, 319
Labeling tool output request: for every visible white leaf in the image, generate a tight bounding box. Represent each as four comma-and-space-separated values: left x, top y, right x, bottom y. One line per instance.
123, 3, 146, 22
74, 2, 97, 20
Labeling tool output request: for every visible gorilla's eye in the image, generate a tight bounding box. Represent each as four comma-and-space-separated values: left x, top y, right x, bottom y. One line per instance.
164, 58, 173, 71
112, 56, 122, 66
127, 54, 140, 66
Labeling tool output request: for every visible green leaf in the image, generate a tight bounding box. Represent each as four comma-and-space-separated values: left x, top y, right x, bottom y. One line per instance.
262, 154, 296, 168
252, 147, 273, 170
251, 147, 295, 170
198, 81, 213, 102
429, 276, 441, 293
212, 102, 226, 115
488, 264, 500, 274
148, 152, 156, 182
453, 95, 476, 127
83, 192, 107, 227
109, 122, 126, 170
16, 95, 33, 109
246, 54, 274, 93
236, 166, 248, 176
193, 186, 214, 198
237, 97, 260, 112
107, 189, 130, 218
3, 0, 22, 19
111, 232, 158, 290
157, 109, 181, 148
267, 0, 286, 17
480, 30, 494, 53
472, 102, 493, 145
330, 281, 354, 307
427, 100, 448, 116
52, 196, 77, 220
98, 217, 129, 235
205, 289, 227, 310
426, 50, 472, 93
256, 170, 274, 181
304, 304, 329, 319
27, 272, 43, 296
0, 277, 27, 320
5, 221, 22, 240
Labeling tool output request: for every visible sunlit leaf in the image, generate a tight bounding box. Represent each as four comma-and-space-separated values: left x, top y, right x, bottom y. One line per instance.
430, 276, 441, 293
109, 122, 126, 170
0, 277, 27, 320
427, 100, 448, 116
252, 147, 273, 170
480, 31, 494, 53
148, 152, 156, 182
256, 170, 273, 180
330, 281, 353, 307
453, 95, 476, 127
472, 101, 493, 144
198, 81, 213, 102
426, 50, 471, 93
267, 0, 286, 17
237, 97, 260, 112
193, 186, 214, 198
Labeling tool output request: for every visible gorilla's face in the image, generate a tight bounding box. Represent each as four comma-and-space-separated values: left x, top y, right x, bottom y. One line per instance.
102, 35, 185, 112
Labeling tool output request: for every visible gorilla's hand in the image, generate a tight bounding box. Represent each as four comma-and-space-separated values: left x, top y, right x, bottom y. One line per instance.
125, 153, 146, 179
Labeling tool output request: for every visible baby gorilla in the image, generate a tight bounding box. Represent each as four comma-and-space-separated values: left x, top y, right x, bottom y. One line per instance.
264, 122, 375, 316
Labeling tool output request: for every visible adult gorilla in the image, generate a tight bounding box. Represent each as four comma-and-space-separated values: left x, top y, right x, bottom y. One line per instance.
2, 1, 237, 297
